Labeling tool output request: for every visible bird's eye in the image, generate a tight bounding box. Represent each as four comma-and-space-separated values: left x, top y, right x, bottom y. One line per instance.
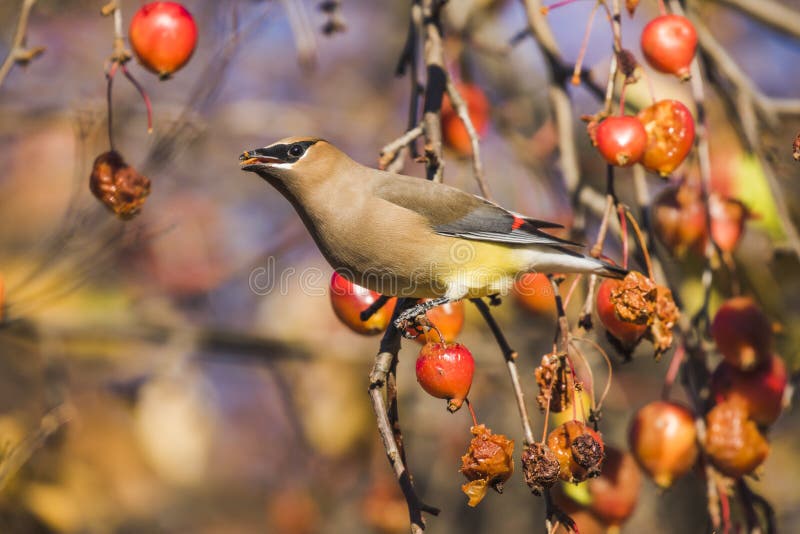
288, 144, 305, 158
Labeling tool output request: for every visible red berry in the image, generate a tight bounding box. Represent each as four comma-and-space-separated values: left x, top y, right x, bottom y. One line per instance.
415, 300, 465, 344
709, 193, 749, 253
628, 401, 698, 488
415, 342, 474, 412
638, 99, 695, 176
711, 297, 773, 370
596, 279, 648, 348
329, 273, 396, 336
710, 354, 787, 426
594, 116, 648, 167
546, 420, 605, 483
651, 182, 707, 257
441, 83, 490, 156
587, 447, 641, 527
641, 14, 697, 80
129, 2, 198, 78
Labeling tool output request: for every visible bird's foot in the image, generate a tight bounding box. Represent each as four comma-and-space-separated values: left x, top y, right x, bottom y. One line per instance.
394, 297, 451, 339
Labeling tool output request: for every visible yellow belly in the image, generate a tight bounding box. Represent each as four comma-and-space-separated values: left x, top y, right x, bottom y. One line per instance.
435, 240, 529, 299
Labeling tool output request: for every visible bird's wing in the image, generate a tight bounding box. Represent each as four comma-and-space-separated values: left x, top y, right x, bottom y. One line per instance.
371, 172, 582, 248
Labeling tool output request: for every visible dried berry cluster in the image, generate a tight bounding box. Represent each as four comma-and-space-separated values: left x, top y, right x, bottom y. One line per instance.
597, 271, 679, 359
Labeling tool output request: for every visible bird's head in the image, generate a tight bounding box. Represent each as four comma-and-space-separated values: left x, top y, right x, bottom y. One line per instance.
239, 136, 331, 181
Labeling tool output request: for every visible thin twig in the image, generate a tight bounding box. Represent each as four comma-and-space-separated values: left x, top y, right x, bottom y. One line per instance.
445, 79, 491, 198
379, 125, 424, 170
0, 0, 44, 89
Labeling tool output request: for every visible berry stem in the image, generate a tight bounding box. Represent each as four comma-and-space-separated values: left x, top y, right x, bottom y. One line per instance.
562, 274, 583, 310
465, 398, 479, 427
657, 0, 667, 16
617, 202, 629, 269
565, 355, 580, 422
568, 341, 595, 411
571, 1, 601, 86
120, 62, 154, 133
660, 343, 686, 400
624, 206, 655, 280
541, 0, 581, 14
571, 336, 613, 412
618, 79, 628, 115
106, 60, 119, 151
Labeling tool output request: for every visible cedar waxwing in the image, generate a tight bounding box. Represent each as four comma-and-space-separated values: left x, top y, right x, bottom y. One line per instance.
239, 137, 625, 322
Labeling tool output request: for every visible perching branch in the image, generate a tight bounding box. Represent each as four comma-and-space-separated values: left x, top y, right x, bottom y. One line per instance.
369, 299, 440, 533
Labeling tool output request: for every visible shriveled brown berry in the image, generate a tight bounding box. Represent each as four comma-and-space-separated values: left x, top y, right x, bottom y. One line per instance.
571, 432, 604, 471
610, 271, 657, 325
521, 442, 561, 496
89, 150, 151, 219
617, 49, 640, 82
460, 425, 514, 507
535, 353, 573, 413
547, 420, 604, 483
647, 285, 680, 359
705, 398, 769, 478
596, 279, 648, 349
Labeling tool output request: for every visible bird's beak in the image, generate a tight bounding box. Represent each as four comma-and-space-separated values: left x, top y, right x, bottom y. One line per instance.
239, 148, 283, 171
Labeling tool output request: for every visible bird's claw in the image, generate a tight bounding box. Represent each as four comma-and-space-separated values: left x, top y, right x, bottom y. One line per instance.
394, 308, 431, 339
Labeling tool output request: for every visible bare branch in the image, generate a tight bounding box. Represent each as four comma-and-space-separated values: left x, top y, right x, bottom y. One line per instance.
420, 0, 446, 183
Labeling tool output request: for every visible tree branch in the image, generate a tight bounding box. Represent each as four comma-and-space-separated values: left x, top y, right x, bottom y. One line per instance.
369, 299, 440, 533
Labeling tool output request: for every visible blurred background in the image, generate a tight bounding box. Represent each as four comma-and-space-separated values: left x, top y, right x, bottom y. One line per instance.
0, 0, 798, 532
